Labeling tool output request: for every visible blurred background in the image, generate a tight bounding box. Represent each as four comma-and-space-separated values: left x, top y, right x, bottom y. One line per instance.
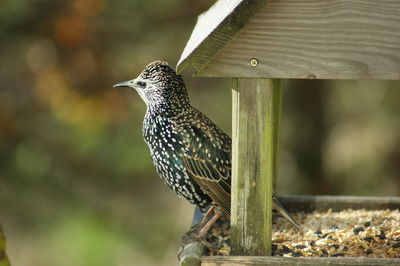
0, 0, 399, 265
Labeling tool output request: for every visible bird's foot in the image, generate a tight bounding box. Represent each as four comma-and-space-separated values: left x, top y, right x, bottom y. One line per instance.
181, 222, 204, 246
177, 222, 208, 261
196, 210, 222, 238
177, 207, 223, 260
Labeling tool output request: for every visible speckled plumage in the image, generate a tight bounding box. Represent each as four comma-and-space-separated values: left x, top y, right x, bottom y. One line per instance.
114, 61, 299, 227
115, 61, 230, 216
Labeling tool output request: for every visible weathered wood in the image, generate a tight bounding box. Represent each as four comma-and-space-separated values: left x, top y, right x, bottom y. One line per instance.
276, 195, 400, 212
231, 78, 282, 255
180, 207, 206, 266
201, 256, 400, 266
177, 0, 266, 74
180, 242, 203, 266
178, 0, 400, 80
0, 226, 10, 266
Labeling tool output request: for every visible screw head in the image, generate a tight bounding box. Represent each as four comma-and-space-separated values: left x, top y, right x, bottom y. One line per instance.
250, 58, 258, 67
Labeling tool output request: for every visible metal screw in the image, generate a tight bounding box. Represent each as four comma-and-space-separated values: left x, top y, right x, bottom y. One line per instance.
250, 58, 258, 67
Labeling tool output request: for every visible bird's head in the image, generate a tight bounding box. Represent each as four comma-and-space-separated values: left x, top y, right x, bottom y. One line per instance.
114, 61, 189, 111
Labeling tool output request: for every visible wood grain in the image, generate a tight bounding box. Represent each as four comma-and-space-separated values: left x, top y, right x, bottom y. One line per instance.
201, 256, 400, 265
179, 207, 206, 266
276, 195, 400, 212
231, 78, 282, 255
180, 242, 203, 266
188, 0, 400, 80
177, 0, 266, 74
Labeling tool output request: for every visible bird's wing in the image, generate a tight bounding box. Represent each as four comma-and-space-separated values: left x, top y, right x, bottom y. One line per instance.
175, 112, 300, 229
178, 118, 232, 216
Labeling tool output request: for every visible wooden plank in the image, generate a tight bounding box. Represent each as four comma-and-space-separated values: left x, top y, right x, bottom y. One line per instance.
177, 0, 267, 74
180, 242, 204, 266
276, 195, 400, 212
231, 78, 282, 255
192, 0, 400, 80
180, 207, 206, 266
201, 256, 400, 266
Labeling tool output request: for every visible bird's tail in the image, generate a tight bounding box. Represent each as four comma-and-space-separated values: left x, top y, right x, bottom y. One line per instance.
272, 195, 301, 230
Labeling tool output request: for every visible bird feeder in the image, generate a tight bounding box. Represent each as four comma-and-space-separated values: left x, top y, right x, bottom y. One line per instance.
177, 0, 400, 265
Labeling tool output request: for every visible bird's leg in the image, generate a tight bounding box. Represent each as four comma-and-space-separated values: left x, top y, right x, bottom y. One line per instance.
204, 206, 216, 218
185, 206, 215, 235
179, 206, 222, 259
178, 206, 219, 260
196, 208, 222, 238
180, 206, 216, 245
199, 206, 215, 225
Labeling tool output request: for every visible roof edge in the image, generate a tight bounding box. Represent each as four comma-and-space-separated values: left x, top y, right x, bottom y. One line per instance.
177, 0, 267, 74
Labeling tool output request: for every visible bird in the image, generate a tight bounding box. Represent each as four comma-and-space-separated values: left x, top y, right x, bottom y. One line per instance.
114, 61, 300, 236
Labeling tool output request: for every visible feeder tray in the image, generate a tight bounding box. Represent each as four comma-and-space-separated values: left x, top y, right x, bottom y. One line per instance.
180, 196, 400, 266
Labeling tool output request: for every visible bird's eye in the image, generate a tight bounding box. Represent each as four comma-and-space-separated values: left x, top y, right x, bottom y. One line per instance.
137, 81, 146, 88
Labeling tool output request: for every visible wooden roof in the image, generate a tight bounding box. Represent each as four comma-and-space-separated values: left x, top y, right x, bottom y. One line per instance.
177, 0, 400, 80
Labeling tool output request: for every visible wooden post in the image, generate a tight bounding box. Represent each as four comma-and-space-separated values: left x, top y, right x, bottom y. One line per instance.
231, 78, 282, 256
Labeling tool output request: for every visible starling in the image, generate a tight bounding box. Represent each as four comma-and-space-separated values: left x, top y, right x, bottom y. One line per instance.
114, 61, 299, 233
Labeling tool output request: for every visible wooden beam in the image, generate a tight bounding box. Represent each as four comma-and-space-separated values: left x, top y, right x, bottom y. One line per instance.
201, 256, 400, 266
180, 0, 400, 80
231, 78, 282, 255
276, 195, 400, 212
176, 0, 267, 74
179, 242, 203, 266
180, 207, 206, 266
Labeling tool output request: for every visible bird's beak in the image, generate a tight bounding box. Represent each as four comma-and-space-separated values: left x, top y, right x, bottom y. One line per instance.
113, 80, 132, 88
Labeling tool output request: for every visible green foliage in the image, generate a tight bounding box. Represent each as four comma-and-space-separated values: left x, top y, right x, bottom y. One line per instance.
0, 227, 10, 266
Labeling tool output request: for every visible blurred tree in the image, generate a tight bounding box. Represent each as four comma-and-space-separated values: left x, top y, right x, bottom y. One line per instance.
0, 226, 10, 266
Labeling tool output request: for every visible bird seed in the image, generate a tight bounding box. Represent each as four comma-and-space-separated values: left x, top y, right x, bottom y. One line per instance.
204, 208, 400, 258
